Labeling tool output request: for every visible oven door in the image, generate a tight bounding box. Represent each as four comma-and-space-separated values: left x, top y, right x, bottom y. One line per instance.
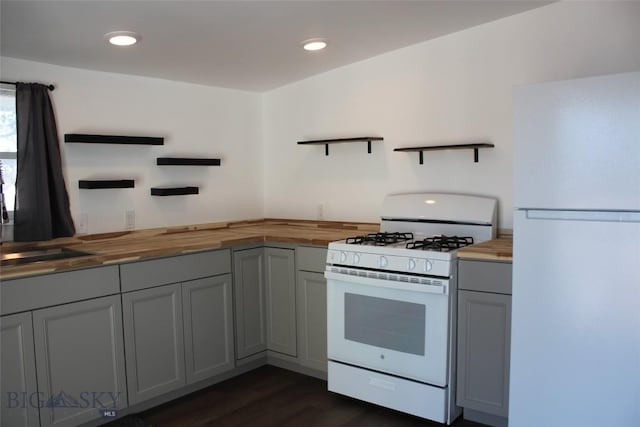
326, 270, 450, 386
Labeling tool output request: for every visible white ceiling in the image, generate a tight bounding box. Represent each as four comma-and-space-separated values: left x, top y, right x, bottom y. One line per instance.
1, 1, 552, 92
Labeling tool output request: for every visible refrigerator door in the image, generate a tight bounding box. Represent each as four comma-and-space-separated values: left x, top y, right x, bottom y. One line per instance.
513, 71, 640, 211
510, 210, 640, 427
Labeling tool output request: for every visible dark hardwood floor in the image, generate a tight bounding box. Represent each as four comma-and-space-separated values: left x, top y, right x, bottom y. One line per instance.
108, 365, 487, 427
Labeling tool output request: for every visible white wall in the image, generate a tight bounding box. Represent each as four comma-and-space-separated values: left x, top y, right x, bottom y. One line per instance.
262, 1, 640, 228
3, 2, 640, 235
1, 58, 263, 233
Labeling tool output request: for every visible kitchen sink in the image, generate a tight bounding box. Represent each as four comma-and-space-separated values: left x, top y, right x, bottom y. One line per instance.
0, 247, 95, 267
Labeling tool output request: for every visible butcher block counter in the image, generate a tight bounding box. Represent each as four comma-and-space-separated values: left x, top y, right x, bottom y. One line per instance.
457, 237, 513, 261
0, 218, 378, 279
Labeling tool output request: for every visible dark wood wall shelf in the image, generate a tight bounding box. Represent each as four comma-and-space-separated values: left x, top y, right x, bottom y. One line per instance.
150, 187, 199, 196
65, 134, 164, 145
394, 143, 494, 164
297, 136, 383, 156
78, 179, 135, 189
156, 157, 221, 166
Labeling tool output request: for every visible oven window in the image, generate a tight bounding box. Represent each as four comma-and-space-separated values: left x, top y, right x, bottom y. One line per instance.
344, 293, 425, 355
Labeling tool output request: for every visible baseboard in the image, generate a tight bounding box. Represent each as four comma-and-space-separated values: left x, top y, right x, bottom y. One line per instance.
464, 408, 508, 427
267, 353, 327, 380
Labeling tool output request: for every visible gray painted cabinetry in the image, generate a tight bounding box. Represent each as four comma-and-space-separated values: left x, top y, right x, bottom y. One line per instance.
33, 295, 127, 427
0, 243, 329, 426
122, 283, 186, 405
264, 247, 297, 356
1, 266, 124, 427
233, 245, 327, 374
295, 246, 328, 373
457, 259, 512, 427
121, 250, 234, 405
182, 274, 234, 383
233, 247, 267, 359
233, 246, 297, 359
1, 312, 39, 427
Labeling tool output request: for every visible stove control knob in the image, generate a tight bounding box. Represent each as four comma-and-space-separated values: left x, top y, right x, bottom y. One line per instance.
424, 260, 433, 272
379, 256, 388, 268
353, 253, 361, 264
340, 251, 348, 263
407, 259, 416, 270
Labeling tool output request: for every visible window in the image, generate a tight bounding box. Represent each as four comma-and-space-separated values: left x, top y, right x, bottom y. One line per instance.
0, 85, 17, 220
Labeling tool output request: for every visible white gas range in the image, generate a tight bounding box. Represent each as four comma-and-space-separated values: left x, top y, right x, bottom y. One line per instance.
325, 193, 497, 425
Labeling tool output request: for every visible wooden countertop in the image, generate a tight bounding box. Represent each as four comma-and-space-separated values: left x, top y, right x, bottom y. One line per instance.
0, 219, 379, 280
457, 238, 513, 261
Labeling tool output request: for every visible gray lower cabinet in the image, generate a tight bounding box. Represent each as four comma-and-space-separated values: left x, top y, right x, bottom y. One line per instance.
233, 248, 267, 359
296, 270, 327, 372
1, 312, 39, 427
122, 284, 186, 405
182, 274, 234, 384
33, 295, 127, 427
295, 246, 328, 373
457, 259, 512, 424
264, 247, 296, 356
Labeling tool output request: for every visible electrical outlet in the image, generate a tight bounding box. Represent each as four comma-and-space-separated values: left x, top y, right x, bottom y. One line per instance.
125, 210, 135, 230
77, 213, 88, 234
317, 204, 324, 220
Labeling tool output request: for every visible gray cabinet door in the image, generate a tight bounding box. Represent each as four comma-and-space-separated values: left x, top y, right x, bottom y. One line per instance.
122, 284, 185, 405
33, 295, 127, 427
457, 290, 511, 417
182, 275, 235, 384
264, 247, 296, 356
1, 312, 39, 427
296, 271, 327, 372
232, 248, 267, 359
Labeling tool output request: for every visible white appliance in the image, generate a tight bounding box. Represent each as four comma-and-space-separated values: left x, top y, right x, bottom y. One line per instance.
511, 71, 640, 427
325, 192, 497, 425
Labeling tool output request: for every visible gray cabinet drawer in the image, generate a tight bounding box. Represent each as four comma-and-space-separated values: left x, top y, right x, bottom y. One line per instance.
1, 266, 120, 316
458, 260, 512, 294
295, 246, 327, 273
120, 249, 231, 292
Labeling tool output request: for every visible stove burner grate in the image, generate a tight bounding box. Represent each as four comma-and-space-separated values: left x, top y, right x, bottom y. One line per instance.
406, 235, 474, 252
346, 232, 414, 246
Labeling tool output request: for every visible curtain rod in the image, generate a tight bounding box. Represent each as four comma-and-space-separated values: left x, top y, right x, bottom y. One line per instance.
0, 80, 55, 91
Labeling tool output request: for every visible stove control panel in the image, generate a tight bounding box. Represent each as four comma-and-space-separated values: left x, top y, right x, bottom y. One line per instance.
326, 247, 452, 277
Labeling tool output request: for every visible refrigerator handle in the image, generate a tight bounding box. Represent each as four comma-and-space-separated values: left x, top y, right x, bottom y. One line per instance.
524, 209, 640, 223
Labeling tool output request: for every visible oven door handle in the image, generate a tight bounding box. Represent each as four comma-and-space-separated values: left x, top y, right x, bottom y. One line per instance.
324, 270, 447, 295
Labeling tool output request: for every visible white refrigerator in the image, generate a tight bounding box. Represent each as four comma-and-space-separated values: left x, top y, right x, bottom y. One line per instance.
511, 71, 640, 427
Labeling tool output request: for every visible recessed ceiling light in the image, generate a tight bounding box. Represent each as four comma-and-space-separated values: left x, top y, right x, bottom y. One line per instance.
302, 38, 327, 51
105, 31, 140, 47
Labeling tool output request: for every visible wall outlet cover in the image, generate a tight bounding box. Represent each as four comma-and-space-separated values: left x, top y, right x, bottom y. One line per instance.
78, 213, 88, 234
125, 210, 135, 230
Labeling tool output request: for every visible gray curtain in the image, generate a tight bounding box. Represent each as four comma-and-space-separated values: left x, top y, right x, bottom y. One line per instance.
14, 83, 75, 241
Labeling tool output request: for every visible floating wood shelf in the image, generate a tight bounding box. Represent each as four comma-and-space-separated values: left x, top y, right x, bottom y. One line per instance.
394, 143, 494, 164
297, 136, 383, 156
79, 179, 135, 189
65, 134, 164, 145
150, 186, 199, 196
156, 157, 221, 166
